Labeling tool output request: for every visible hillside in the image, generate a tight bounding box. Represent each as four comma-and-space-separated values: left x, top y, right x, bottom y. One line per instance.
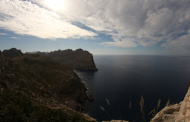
0, 51, 96, 122
2, 48, 98, 71
37, 49, 98, 71
2, 48, 23, 59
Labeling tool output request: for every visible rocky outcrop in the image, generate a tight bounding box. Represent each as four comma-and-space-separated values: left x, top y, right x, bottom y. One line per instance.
176, 87, 190, 121
38, 49, 98, 71
2, 48, 23, 59
151, 87, 190, 122
2, 48, 98, 71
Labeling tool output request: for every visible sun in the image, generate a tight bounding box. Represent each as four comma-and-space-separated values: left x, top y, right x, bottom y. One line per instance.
45, 0, 65, 11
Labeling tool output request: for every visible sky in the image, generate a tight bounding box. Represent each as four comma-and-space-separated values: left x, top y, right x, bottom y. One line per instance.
0, 0, 190, 55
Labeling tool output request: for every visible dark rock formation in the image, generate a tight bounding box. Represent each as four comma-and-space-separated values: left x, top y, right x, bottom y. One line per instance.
2, 48, 23, 59
2, 48, 98, 71
40, 49, 98, 71
0, 53, 96, 121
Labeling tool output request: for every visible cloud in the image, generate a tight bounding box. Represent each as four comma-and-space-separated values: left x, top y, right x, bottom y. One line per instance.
10, 37, 18, 39
104, 39, 138, 48
0, 0, 97, 39
162, 34, 190, 49
103, 35, 138, 47
161, 34, 190, 55
43, 0, 189, 49
93, 0, 190, 48
1, 0, 190, 50
0, 33, 7, 35
51, 0, 189, 49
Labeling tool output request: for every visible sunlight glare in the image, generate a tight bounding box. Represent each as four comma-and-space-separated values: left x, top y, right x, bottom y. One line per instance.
45, 0, 65, 11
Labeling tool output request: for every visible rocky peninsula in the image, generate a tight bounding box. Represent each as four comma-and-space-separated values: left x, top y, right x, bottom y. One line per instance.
37, 48, 98, 71
0, 49, 97, 121
2, 48, 98, 71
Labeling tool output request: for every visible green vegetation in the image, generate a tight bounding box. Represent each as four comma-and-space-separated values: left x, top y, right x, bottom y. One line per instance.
0, 90, 93, 122
13, 54, 88, 106
0, 53, 96, 122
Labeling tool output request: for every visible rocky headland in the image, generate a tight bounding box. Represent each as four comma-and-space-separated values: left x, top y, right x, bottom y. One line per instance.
36, 48, 98, 71
0, 49, 97, 121
2, 48, 98, 71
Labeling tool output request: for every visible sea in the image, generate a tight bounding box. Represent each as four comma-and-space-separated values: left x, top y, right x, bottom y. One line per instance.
74, 55, 190, 122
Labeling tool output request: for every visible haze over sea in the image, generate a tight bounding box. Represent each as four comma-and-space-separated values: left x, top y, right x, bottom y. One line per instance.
75, 55, 190, 122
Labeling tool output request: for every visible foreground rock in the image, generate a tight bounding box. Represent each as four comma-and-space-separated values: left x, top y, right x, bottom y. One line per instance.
151, 87, 190, 122
37, 49, 98, 71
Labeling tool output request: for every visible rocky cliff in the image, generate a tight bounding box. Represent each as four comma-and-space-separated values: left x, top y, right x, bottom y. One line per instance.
0, 52, 96, 121
38, 49, 98, 71
2, 48, 98, 71
151, 87, 190, 122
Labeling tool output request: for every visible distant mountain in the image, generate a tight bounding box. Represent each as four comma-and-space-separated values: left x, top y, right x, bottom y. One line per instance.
2, 48, 23, 59
0, 52, 96, 121
38, 49, 98, 71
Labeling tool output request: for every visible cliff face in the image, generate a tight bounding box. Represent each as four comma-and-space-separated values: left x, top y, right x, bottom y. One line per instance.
151, 87, 190, 122
2, 48, 98, 71
0, 52, 96, 121
38, 49, 98, 71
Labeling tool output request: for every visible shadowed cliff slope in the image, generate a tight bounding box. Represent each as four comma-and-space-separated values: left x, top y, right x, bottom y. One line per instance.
0, 51, 96, 122
2, 48, 98, 71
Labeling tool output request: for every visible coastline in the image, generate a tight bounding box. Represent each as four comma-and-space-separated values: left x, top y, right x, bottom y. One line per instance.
0, 52, 97, 121
74, 70, 95, 102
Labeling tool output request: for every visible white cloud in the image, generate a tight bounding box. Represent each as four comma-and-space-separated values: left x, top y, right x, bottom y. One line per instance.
162, 34, 190, 55
10, 37, 18, 39
0, 0, 190, 50
0, 0, 97, 39
188, 30, 190, 34
104, 37, 138, 48
162, 34, 190, 49
0, 33, 7, 35
43, 0, 189, 49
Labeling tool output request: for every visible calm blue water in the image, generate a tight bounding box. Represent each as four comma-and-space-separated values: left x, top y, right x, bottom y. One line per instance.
75, 55, 190, 122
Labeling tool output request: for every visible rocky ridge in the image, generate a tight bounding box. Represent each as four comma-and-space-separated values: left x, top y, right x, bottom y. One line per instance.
0, 51, 96, 121
2, 48, 98, 71
37, 48, 98, 71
